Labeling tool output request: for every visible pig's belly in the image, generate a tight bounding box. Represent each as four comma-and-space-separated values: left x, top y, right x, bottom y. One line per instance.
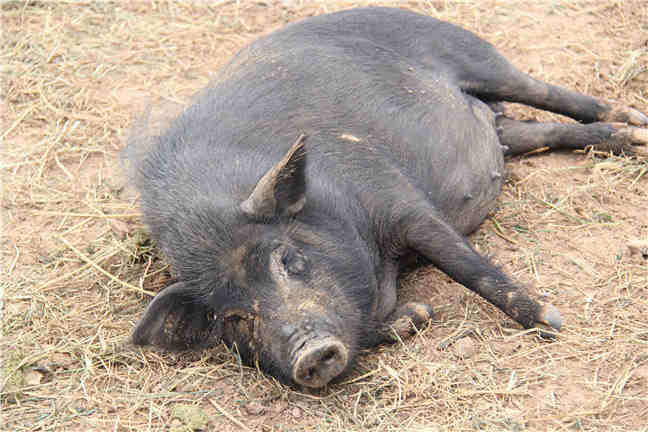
424, 97, 505, 236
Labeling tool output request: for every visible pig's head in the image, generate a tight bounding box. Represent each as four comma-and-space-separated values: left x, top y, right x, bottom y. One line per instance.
130, 135, 377, 388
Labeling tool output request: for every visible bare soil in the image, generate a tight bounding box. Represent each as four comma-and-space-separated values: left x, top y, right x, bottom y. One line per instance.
2, 1, 647, 431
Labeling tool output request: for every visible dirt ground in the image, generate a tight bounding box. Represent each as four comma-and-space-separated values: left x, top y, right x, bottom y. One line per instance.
2, 1, 647, 431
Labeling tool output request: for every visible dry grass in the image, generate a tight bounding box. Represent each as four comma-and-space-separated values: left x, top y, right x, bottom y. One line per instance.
2, 1, 647, 431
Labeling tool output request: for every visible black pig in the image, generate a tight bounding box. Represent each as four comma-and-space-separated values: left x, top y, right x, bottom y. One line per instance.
124, 7, 648, 388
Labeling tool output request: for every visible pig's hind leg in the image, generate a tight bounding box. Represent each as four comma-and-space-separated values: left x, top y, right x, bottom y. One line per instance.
469, 69, 647, 126
494, 115, 648, 157
448, 39, 647, 126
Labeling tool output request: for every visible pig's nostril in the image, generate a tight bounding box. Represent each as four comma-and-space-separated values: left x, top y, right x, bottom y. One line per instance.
292, 338, 348, 388
321, 349, 335, 363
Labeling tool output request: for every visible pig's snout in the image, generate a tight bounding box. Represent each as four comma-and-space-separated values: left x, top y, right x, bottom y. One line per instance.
291, 337, 348, 388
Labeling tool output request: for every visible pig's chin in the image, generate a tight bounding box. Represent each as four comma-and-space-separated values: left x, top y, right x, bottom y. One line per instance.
290, 336, 349, 388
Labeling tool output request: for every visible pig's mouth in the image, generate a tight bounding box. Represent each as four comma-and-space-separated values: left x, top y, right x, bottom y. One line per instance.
290, 336, 348, 388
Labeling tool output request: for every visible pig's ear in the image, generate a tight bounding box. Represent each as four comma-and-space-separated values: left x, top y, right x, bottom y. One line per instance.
241, 134, 307, 219
130, 282, 220, 349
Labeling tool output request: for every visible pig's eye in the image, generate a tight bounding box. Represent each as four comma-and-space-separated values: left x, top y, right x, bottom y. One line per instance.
281, 249, 309, 276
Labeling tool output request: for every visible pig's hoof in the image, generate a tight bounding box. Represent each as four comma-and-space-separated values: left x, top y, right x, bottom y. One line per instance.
627, 239, 648, 258
599, 105, 648, 126
535, 303, 562, 338
386, 302, 434, 340
594, 125, 648, 156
